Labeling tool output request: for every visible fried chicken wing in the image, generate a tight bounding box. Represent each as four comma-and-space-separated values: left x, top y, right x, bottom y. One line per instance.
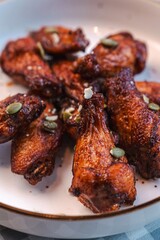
0, 94, 45, 143
52, 60, 84, 102
93, 32, 147, 75
73, 53, 101, 80
60, 98, 81, 139
69, 94, 136, 213
136, 81, 160, 105
11, 102, 63, 185
1, 38, 61, 97
31, 26, 89, 55
105, 68, 160, 179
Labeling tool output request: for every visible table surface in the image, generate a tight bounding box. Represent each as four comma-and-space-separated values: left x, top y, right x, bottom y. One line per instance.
0, 218, 159, 240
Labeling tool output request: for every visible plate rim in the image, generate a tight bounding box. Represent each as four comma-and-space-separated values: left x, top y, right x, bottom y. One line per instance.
0, 0, 159, 222
0, 197, 159, 220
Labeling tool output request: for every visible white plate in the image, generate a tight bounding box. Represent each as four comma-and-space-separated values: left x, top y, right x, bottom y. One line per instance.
0, 0, 160, 238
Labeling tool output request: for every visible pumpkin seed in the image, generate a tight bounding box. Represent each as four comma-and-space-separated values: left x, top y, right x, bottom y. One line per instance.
75, 114, 81, 123
84, 86, 93, 99
62, 111, 72, 121
45, 27, 58, 33
51, 32, 60, 44
43, 120, 57, 130
143, 94, 149, 104
110, 147, 125, 158
45, 115, 58, 122
148, 103, 160, 111
37, 42, 45, 59
101, 38, 118, 48
6, 102, 22, 115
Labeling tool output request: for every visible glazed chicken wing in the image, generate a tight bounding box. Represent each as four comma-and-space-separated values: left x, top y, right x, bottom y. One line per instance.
69, 94, 136, 213
93, 32, 147, 76
136, 81, 160, 105
60, 98, 81, 140
52, 60, 85, 102
73, 52, 101, 80
0, 37, 61, 97
0, 93, 45, 143
31, 26, 89, 55
105, 68, 160, 179
11, 101, 63, 185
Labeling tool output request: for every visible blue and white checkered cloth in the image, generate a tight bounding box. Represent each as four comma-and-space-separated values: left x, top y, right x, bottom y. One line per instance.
0, 218, 160, 240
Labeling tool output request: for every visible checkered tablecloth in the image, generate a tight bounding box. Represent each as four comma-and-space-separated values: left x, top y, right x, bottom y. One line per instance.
0, 218, 160, 240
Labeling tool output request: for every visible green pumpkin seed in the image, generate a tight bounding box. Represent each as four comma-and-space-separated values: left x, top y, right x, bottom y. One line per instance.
43, 128, 55, 133
51, 33, 60, 44
101, 38, 118, 48
62, 111, 72, 121
37, 42, 45, 59
6, 102, 22, 115
45, 115, 58, 122
148, 103, 160, 111
143, 94, 149, 104
110, 147, 125, 158
75, 114, 81, 123
43, 120, 57, 130
45, 27, 58, 33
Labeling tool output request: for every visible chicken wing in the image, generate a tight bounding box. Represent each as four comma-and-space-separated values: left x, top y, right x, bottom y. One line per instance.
52, 60, 84, 102
0, 93, 45, 143
69, 93, 136, 213
73, 52, 101, 80
0, 37, 61, 97
31, 26, 89, 55
11, 101, 63, 185
136, 81, 160, 105
93, 32, 147, 75
105, 68, 160, 179
60, 98, 81, 139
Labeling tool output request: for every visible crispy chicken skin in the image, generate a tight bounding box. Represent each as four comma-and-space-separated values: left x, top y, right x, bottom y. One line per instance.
93, 32, 147, 75
105, 68, 160, 179
1, 38, 61, 97
52, 60, 84, 102
60, 98, 81, 139
69, 94, 136, 213
11, 102, 63, 185
136, 81, 160, 105
31, 26, 89, 54
0, 94, 45, 143
73, 53, 101, 80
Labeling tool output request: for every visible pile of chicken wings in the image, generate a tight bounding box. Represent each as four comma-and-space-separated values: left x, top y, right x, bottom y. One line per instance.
0, 25, 159, 213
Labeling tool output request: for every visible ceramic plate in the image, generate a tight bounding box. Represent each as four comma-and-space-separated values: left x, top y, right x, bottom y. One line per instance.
0, 0, 160, 238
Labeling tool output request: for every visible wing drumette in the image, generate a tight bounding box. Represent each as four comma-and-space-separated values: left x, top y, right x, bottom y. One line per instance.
74, 32, 147, 78
11, 102, 63, 185
69, 93, 136, 213
0, 37, 61, 97
0, 93, 45, 143
105, 68, 160, 179
31, 26, 89, 55
93, 32, 147, 75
